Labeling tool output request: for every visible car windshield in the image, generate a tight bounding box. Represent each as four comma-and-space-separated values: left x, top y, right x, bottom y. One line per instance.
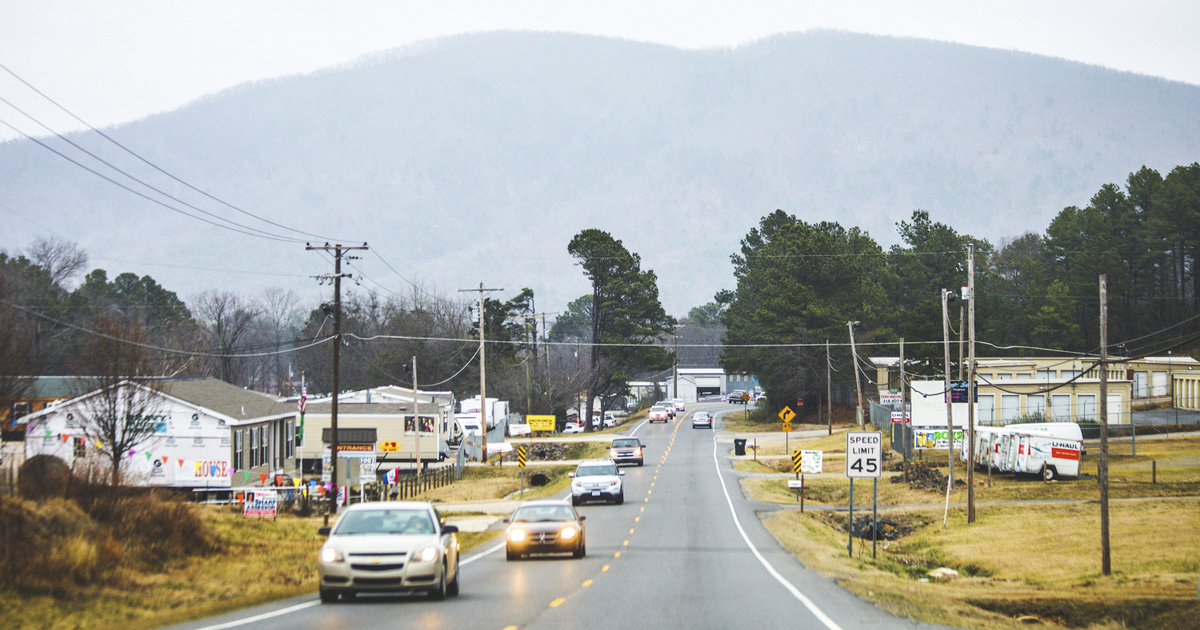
334, 509, 435, 535
576, 464, 617, 477
612, 439, 639, 447
512, 505, 576, 522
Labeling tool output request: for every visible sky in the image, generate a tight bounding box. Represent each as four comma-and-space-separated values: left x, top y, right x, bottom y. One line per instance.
1, 1, 1198, 145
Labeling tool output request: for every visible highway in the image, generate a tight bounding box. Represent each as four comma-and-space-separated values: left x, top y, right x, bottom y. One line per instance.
161, 403, 948, 630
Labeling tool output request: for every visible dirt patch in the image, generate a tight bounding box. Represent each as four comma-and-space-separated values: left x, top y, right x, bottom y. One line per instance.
888, 460, 966, 493
968, 598, 1200, 629
819, 511, 924, 541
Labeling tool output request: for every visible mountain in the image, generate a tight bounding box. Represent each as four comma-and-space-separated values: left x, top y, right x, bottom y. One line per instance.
2, 30, 1198, 315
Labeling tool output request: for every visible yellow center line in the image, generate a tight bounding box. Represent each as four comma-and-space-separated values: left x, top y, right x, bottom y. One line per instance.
502, 626, 518, 630
629, 528, 635, 534
623, 540, 629, 546
615, 551, 621, 558
639, 507, 645, 512
550, 597, 565, 608
602, 564, 609, 571
582, 579, 593, 587
644, 497, 648, 502
635, 516, 640, 522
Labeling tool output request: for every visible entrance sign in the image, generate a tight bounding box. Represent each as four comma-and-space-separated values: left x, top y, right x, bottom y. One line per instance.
801, 450, 823, 474
526, 415, 556, 432
846, 431, 883, 478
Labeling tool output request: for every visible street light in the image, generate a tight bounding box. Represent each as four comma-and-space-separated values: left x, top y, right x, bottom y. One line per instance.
942, 289, 958, 488
848, 321, 863, 427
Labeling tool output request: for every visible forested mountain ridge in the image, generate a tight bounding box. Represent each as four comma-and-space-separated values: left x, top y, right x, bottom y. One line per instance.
2, 30, 1198, 315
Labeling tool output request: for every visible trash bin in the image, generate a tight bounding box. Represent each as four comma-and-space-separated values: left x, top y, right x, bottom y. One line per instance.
734, 438, 747, 456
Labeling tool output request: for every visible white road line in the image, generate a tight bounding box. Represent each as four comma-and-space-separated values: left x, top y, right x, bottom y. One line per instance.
461, 541, 505, 566
711, 434, 845, 630
189, 601, 320, 630
628, 417, 650, 437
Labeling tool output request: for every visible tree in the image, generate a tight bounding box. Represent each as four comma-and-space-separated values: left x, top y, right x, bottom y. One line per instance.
27, 236, 87, 288
549, 295, 593, 343
192, 291, 260, 385
567, 229, 675, 430
686, 302, 725, 326
71, 314, 165, 486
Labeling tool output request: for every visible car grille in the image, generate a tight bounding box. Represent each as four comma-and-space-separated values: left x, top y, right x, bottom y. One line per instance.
531, 531, 559, 545
351, 563, 405, 571
354, 577, 405, 586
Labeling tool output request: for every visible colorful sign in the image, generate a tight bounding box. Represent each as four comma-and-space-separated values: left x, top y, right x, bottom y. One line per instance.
913, 428, 965, 450
244, 489, 277, 518
801, 450, 823, 474
526, 415, 556, 432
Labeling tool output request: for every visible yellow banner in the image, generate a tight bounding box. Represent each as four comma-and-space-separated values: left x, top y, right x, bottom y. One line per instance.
526, 415, 556, 432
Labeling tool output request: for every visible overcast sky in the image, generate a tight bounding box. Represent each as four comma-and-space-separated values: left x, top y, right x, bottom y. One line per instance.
1, 1, 1198, 144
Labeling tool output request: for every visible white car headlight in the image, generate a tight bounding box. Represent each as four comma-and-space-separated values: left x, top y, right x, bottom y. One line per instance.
320, 546, 342, 563
509, 528, 527, 542
560, 526, 577, 540
414, 545, 439, 563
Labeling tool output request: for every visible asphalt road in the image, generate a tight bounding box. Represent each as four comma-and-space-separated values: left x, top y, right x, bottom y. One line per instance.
161, 404, 947, 630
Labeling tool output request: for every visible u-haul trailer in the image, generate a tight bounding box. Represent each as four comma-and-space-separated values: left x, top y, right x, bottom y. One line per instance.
965, 422, 1083, 481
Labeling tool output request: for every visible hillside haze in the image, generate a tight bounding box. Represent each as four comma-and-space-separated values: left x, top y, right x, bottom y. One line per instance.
2, 30, 1198, 315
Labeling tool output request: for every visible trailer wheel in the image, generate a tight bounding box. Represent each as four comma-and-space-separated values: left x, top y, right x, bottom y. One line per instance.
1042, 465, 1057, 482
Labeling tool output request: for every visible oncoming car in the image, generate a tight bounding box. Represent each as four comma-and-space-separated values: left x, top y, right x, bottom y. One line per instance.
317, 501, 460, 603
691, 411, 713, 429
569, 459, 625, 505
608, 437, 645, 466
504, 500, 587, 560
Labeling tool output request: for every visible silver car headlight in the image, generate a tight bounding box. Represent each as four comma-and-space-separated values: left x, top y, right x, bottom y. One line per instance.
560, 526, 577, 540
414, 545, 439, 563
320, 546, 343, 563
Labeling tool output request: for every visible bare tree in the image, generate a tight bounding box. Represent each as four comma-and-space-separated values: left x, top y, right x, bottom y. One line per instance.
27, 236, 88, 288
247, 288, 303, 394
72, 314, 165, 486
192, 291, 261, 385
0, 274, 34, 427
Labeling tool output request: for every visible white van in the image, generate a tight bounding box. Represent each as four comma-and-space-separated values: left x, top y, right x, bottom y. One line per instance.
964, 422, 1083, 481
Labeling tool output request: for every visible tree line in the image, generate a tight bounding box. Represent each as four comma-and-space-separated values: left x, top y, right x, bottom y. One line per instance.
719, 162, 1200, 419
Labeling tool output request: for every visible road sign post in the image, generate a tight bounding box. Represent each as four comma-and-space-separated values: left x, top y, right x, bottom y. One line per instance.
779, 406, 795, 457
846, 431, 883, 559
517, 445, 527, 499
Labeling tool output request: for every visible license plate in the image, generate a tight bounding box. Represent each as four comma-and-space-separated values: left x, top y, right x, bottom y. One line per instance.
591, 491, 600, 496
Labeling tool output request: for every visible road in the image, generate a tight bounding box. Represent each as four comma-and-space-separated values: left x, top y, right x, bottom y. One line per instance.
161, 404, 947, 630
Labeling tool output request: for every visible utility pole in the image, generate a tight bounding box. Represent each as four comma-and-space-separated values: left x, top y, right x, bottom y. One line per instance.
826, 340, 833, 436
413, 355, 420, 485
307, 242, 368, 526
460, 283, 502, 464
942, 288, 956, 488
957, 304, 965, 381
673, 333, 679, 401
900, 337, 908, 484
848, 321, 863, 427
1099, 274, 1111, 575
967, 243, 977, 524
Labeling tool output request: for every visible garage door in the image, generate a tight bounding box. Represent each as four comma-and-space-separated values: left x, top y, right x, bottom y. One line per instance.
695, 376, 721, 388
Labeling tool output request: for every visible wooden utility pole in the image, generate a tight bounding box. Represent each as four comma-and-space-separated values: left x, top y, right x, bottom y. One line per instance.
900, 337, 908, 483
1099, 274, 1111, 575
460, 283, 502, 463
967, 243, 977, 524
826, 340, 833, 435
848, 322, 863, 427
307, 242, 368, 526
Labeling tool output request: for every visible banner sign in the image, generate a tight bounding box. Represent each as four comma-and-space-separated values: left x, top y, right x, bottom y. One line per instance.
509, 423, 532, 436
526, 415, 556, 432
800, 450, 823, 474
913, 427, 965, 450
358, 455, 377, 485
244, 489, 277, 518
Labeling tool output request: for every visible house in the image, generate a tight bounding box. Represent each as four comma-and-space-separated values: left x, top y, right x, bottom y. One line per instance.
22, 377, 299, 489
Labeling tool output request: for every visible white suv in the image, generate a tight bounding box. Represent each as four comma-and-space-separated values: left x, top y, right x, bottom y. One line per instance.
569, 459, 625, 505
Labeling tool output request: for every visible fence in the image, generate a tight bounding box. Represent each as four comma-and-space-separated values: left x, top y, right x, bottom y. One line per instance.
390, 466, 459, 501
459, 422, 506, 462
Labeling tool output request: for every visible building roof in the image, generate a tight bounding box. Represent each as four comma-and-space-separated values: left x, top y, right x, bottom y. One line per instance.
20, 376, 102, 400
160, 377, 293, 421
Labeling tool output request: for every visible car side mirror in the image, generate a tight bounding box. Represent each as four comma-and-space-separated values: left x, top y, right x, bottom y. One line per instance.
442, 524, 459, 534
568, 472, 575, 478
578, 515, 586, 521
502, 517, 511, 523
318, 527, 331, 536
619, 470, 625, 476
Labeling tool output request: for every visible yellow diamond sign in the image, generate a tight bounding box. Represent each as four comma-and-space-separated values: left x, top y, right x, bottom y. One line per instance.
778, 406, 796, 423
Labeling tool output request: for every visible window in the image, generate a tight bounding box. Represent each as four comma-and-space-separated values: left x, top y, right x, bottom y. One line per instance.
1015, 373, 1032, 380
249, 428, 258, 468
1037, 370, 1055, 380
285, 421, 294, 458
294, 420, 302, 450
74, 437, 86, 458
234, 430, 244, 469
259, 427, 268, 468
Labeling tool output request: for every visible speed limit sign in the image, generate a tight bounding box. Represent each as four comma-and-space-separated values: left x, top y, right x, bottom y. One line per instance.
845, 431, 883, 478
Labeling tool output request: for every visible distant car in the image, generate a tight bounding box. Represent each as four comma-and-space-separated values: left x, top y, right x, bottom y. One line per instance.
504, 500, 586, 561
569, 459, 625, 505
608, 437, 645, 466
691, 412, 713, 429
672, 398, 686, 411
317, 501, 460, 603
648, 404, 670, 423
755, 391, 766, 401
563, 422, 584, 434
603, 412, 617, 428
728, 390, 748, 404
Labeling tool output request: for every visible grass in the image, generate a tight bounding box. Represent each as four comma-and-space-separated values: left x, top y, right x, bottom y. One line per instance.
764, 500, 1200, 629
758, 434, 1200, 629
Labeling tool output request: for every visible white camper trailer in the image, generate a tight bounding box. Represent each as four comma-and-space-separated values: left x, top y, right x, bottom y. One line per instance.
964, 422, 1083, 481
